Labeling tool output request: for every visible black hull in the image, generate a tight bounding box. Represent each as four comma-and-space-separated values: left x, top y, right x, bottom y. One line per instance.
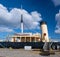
0, 42, 44, 49
0, 42, 60, 49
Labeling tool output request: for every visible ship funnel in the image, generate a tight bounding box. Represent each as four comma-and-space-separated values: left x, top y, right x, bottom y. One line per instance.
40, 21, 49, 42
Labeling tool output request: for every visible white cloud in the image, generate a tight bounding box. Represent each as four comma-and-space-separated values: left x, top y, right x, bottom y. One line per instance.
55, 10, 60, 33
50, 38, 60, 42
0, 27, 14, 32
0, 4, 42, 32
52, 0, 60, 6
55, 28, 60, 33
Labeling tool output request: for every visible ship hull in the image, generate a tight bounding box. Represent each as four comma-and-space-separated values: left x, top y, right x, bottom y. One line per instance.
0, 42, 60, 50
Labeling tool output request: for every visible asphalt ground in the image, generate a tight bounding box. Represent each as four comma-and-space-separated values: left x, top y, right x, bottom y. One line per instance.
0, 49, 60, 57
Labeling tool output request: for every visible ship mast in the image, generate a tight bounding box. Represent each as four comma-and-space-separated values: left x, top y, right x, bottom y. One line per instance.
21, 5, 23, 33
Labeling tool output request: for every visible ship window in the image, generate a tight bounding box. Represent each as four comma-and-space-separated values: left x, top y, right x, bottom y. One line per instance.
17, 37, 20, 39
26, 37, 30, 42
31, 37, 35, 42
21, 37, 25, 42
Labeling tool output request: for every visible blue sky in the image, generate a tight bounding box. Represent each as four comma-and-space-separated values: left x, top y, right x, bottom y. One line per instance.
0, 0, 60, 41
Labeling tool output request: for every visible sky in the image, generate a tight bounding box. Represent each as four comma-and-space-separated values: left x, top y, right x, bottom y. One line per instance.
0, 0, 60, 41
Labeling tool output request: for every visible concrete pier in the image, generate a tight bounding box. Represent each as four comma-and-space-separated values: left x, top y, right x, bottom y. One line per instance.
0, 49, 60, 57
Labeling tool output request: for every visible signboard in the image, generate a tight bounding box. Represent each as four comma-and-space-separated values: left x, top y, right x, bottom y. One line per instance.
24, 46, 32, 50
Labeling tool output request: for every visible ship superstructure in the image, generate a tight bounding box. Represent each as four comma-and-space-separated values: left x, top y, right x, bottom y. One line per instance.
9, 5, 41, 42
